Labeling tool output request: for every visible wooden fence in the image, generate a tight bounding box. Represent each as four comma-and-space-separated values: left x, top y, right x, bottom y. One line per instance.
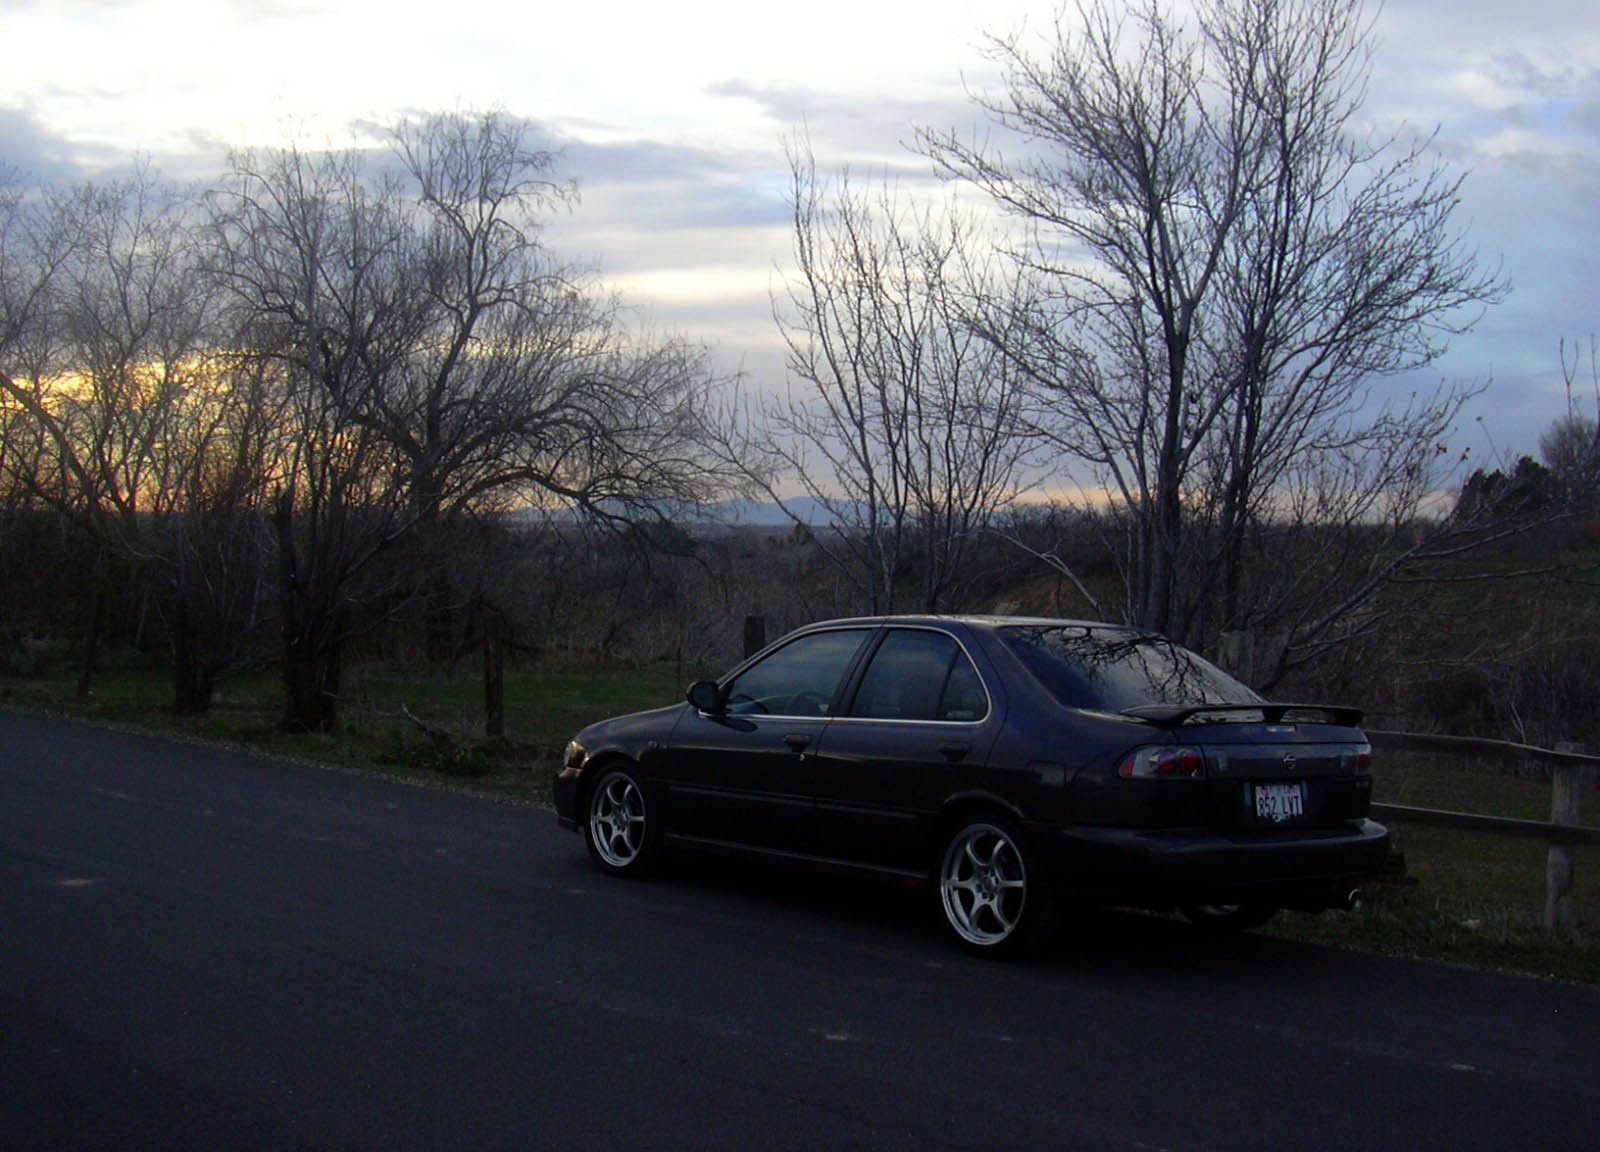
1366, 730, 1598, 931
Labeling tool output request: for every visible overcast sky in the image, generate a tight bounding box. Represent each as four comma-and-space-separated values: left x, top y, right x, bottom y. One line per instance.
3, 0, 1597, 464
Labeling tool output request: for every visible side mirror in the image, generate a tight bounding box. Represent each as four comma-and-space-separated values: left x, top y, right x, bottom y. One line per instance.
686, 680, 724, 715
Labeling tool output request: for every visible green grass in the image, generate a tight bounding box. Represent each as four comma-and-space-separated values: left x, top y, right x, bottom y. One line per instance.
7, 657, 1599, 983
1374, 752, 1575, 823
1, 655, 697, 805
1264, 752, 1600, 983
1270, 829, 1600, 984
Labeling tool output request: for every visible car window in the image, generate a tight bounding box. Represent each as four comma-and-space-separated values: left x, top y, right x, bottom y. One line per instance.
848, 629, 988, 723
723, 629, 870, 717
999, 625, 1260, 711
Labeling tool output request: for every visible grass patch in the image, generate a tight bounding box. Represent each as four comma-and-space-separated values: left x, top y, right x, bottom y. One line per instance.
1374, 751, 1574, 823
2, 656, 698, 806
1271, 829, 1600, 984
1266, 754, 1600, 983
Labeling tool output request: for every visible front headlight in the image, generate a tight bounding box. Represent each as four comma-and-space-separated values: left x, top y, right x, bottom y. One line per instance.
563, 740, 587, 770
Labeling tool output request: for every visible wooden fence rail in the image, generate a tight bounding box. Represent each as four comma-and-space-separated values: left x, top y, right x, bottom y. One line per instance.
1367, 802, 1600, 846
1365, 729, 1597, 931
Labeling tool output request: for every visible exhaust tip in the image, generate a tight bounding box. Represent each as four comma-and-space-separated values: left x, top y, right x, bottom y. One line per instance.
1341, 887, 1363, 910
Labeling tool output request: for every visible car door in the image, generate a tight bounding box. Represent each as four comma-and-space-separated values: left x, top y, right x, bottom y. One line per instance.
810, 626, 1000, 874
659, 626, 873, 856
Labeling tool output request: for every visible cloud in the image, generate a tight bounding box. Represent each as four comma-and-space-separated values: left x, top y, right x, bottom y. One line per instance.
1355, 4, 1600, 455
1574, 101, 1600, 140
555, 135, 730, 187
223, 0, 326, 17
1383, 0, 1600, 51
525, 129, 791, 236
1410, 133, 1600, 455
4, 0, 138, 11
1, 0, 1593, 454
0, 104, 121, 181
707, 77, 986, 176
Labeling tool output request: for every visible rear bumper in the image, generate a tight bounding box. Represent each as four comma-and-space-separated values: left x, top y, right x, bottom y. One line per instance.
1037, 818, 1391, 910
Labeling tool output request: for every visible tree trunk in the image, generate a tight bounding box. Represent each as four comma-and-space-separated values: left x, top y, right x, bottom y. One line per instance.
281, 634, 341, 733
173, 661, 215, 716
76, 586, 106, 700
425, 566, 454, 663
274, 489, 342, 733
483, 607, 505, 740
170, 595, 215, 715
743, 615, 767, 659
410, 484, 455, 664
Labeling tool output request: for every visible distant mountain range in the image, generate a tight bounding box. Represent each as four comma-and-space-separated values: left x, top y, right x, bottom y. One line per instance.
680, 498, 851, 529
506, 497, 856, 532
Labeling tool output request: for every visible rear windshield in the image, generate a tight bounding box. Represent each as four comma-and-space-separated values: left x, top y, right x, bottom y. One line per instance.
998, 625, 1261, 712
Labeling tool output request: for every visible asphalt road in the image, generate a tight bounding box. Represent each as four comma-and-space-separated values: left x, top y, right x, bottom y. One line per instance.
3, 708, 1597, 1151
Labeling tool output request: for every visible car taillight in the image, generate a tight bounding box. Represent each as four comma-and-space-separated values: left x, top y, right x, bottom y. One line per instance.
1117, 745, 1206, 779
1341, 744, 1373, 774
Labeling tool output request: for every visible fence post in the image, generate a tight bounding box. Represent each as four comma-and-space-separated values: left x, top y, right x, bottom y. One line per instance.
482, 607, 506, 741
743, 615, 766, 660
1544, 741, 1586, 933
1217, 631, 1254, 683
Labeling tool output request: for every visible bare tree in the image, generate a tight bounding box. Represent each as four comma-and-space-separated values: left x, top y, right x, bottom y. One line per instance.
717, 147, 1036, 613
0, 168, 78, 661
207, 142, 423, 731
382, 113, 735, 659
0, 166, 76, 367
0, 168, 227, 697
158, 349, 284, 713
1539, 337, 1600, 510
0, 168, 81, 527
923, 0, 1506, 666
208, 114, 732, 728
0, 170, 60, 514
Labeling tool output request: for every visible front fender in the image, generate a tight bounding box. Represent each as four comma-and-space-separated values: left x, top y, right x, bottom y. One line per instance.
555, 704, 687, 827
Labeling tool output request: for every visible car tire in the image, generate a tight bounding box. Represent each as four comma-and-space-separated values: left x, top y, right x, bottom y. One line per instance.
934, 815, 1051, 959
583, 764, 656, 877
1180, 903, 1278, 932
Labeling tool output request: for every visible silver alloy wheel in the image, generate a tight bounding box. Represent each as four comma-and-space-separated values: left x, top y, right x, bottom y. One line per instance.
939, 822, 1028, 947
588, 771, 647, 869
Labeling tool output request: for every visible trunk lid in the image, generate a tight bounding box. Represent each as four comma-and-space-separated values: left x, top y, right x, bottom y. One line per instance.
1127, 707, 1373, 832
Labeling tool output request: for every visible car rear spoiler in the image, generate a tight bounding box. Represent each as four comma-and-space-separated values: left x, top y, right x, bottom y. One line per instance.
1122, 703, 1365, 727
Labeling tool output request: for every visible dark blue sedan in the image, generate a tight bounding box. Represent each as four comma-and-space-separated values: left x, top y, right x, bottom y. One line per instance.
555, 616, 1389, 956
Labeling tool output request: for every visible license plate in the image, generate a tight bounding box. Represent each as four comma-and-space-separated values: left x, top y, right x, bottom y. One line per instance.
1254, 782, 1304, 823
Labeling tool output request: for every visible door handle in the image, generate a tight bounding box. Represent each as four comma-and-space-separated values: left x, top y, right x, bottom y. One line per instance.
783, 733, 812, 752
939, 741, 971, 762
